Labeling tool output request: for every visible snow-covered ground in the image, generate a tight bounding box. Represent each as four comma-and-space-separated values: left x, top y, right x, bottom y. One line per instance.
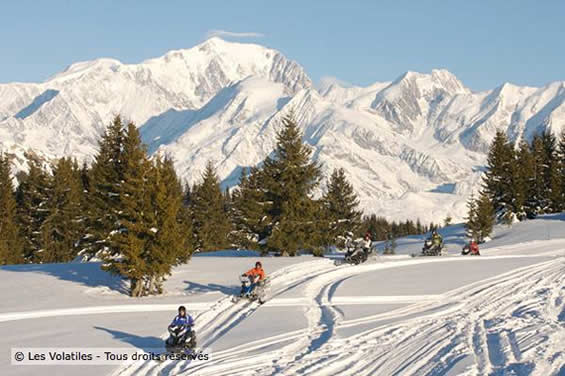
1, 215, 564, 376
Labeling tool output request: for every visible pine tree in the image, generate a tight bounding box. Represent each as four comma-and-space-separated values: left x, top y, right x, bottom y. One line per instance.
443, 215, 453, 228
475, 192, 495, 242
262, 113, 322, 256
542, 132, 562, 212
88, 117, 193, 297
416, 219, 423, 234
515, 140, 537, 219
558, 131, 565, 208
104, 122, 153, 297
231, 167, 269, 249
322, 168, 362, 244
16, 152, 51, 262
86, 116, 125, 259
144, 156, 193, 294
0, 153, 23, 264
183, 183, 192, 207
465, 193, 479, 240
40, 157, 85, 263
482, 130, 516, 223
181, 183, 195, 249
529, 133, 562, 214
191, 161, 231, 251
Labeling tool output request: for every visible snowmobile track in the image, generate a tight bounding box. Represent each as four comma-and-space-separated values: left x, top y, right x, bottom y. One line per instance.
112, 255, 565, 376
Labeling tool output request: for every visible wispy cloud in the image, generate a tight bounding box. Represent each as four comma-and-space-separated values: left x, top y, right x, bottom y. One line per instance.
205, 29, 265, 39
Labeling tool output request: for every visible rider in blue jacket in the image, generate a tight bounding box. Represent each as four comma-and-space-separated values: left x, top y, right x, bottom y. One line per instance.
168, 306, 196, 349
170, 305, 194, 327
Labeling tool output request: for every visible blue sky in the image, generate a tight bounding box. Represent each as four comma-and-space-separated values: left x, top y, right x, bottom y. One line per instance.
1, 1, 563, 90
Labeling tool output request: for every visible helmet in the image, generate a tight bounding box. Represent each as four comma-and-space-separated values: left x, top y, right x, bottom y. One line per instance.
432, 230, 438, 235
346, 231, 354, 238
178, 305, 186, 314
255, 261, 262, 268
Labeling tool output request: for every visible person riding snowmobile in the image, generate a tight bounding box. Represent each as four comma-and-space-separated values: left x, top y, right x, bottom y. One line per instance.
362, 233, 372, 256
344, 232, 355, 257
422, 230, 445, 256
431, 231, 443, 247
167, 305, 196, 349
342, 233, 370, 264
240, 261, 266, 296
462, 240, 480, 256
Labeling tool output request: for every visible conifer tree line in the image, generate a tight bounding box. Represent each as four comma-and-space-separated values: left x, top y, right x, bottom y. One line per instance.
360, 215, 433, 241
1, 113, 431, 294
466, 130, 565, 242
229, 114, 363, 256
0, 117, 193, 296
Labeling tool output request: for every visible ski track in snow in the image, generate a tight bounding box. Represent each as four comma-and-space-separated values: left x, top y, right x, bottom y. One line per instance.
108, 254, 565, 376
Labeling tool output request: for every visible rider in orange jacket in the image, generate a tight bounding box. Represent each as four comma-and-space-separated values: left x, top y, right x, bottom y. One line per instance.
241, 261, 266, 295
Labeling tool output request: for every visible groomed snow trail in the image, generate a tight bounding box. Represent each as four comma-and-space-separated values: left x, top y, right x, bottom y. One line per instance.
112, 259, 338, 376
110, 254, 565, 376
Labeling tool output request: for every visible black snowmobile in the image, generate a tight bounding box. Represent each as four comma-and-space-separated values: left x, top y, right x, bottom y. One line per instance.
461, 242, 480, 256
232, 275, 270, 304
164, 324, 197, 354
345, 246, 369, 265
335, 239, 370, 265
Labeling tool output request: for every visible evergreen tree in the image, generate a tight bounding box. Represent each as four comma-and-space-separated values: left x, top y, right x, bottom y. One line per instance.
322, 168, 362, 244
558, 131, 565, 208
86, 116, 125, 258
465, 193, 480, 241
16, 152, 51, 262
87, 117, 193, 297
529, 133, 562, 214
231, 167, 269, 249
104, 122, 153, 297
40, 157, 84, 263
144, 156, 193, 294
515, 140, 537, 219
0, 154, 23, 264
183, 183, 192, 207
262, 114, 322, 256
542, 132, 562, 212
475, 192, 495, 242
359, 215, 426, 241
443, 215, 452, 228
191, 161, 231, 251
181, 183, 195, 249
482, 130, 516, 222
416, 218, 424, 234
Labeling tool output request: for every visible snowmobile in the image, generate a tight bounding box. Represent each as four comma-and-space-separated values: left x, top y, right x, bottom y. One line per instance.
420, 239, 448, 256
335, 239, 370, 266
164, 324, 197, 354
345, 246, 369, 265
232, 275, 270, 304
461, 243, 480, 256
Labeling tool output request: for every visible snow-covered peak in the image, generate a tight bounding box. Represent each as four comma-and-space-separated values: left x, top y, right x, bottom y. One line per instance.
3, 39, 565, 223
42, 38, 310, 109
489, 82, 537, 103
52, 58, 123, 82
390, 69, 469, 96
318, 79, 391, 109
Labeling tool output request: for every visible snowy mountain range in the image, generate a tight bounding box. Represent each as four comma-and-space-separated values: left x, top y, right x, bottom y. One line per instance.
1, 37, 565, 223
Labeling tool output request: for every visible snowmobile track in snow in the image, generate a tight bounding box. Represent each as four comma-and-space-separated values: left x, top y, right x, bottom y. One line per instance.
149, 257, 565, 376
95, 252, 564, 376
